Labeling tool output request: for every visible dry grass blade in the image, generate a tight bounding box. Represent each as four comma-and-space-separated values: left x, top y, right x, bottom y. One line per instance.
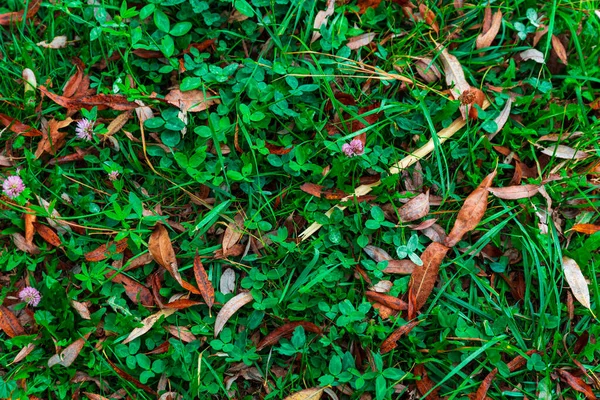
214, 292, 253, 337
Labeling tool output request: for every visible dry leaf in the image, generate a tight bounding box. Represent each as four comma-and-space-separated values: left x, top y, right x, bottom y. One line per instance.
223, 212, 245, 252
445, 171, 496, 247
257, 322, 322, 350
37, 36, 68, 49
472, 350, 535, 399
103, 112, 131, 138
11, 342, 36, 364
63, 58, 90, 98
562, 257, 591, 311
488, 185, 540, 199
476, 9, 502, 49
399, 191, 430, 222
123, 309, 176, 344
311, 0, 335, 43
33, 222, 61, 246
35, 117, 74, 158
165, 88, 218, 113
0, 0, 41, 25
520, 49, 545, 63
283, 387, 325, 400
365, 291, 408, 310
541, 144, 587, 159
106, 271, 154, 307
71, 300, 91, 320
383, 260, 416, 274
104, 356, 156, 395
414, 57, 441, 83
380, 320, 421, 354
570, 224, 600, 235
48, 334, 90, 367
418, 3, 439, 34
162, 299, 203, 309
488, 98, 512, 140
551, 35, 568, 65
165, 325, 197, 343
193, 252, 215, 311
357, 0, 382, 14
149, 224, 182, 285
39, 85, 139, 111
300, 183, 348, 200
346, 33, 376, 50
214, 292, 253, 337
0, 306, 26, 337
557, 369, 596, 399
363, 245, 392, 262
220, 268, 236, 294
12, 233, 40, 254
0, 113, 42, 136
85, 238, 128, 262
460, 87, 486, 120
24, 208, 36, 246
409, 242, 450, 311
437, 45, 470, 103
414, 363, 439, 399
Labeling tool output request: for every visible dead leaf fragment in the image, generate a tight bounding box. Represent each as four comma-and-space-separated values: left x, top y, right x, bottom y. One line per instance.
165, 88, 218, 113
0, 306, 26, 337
488, 185, 540, 199
414, 57, 441, 83
363, 245, 392, 262
357, 0, 382, 14
399, 191, 430, 222
11, 342, 36, 364
39, 85, 139, 111
257, 322, 322, 350
85, 238, 128, 262
35, 117, 74, 158
165, 325, 197, 343
551, 35, 568, 65
214, 292, 253, 337
476, 9, 502, 49
0, 113, 42, 136
541, 144, 587, 159
123, 309, 176, 344
12, 233, 40, 254
381, 320, 421, 354
103, 112, 130, 138
437, 44, 470, 102
48, 334, 90, 367
106, 271, 154, 307
71, 300, 91, 320
409, 242, 450, 312
37, 36, 68, 49
220, 268, 236, 294
365, 291, 408, 310
311, 0, 335, 43
562, 257, 591, 311
487, 98, 512, 141
0, 0, 41, 26
570, 224, 600, 235
283, 387, 325, 400
33, 222, 61, 246
300, 183, 347, 200
347, 33, 376, 50
223, 212, 245, 252
193, 252, 215, 310
149, 224, 182, 285
383, 260, 416, 274
557, 369, 596, 399
520, 49, 545, 63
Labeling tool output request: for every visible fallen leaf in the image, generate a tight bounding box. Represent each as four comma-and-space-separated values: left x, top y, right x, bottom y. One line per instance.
409, 218, 438, 230
164, 88, 218, 113
37, 36, 68, 49
11, 342, 36, 364
414, 57, 441, 83
48, 334, 90, 367
148, 224, 182, 285
257, 322, 322, 350
63, 58, 90, 98
71, 300, 91, 320
12, 233, 40, 254
409, 242, 450, 311
123, 308, 176, 344
220, 268, 236, 294
422, 223, 447, 244
399, 191, 430, 222
265, 142, 293, 155
370, 280, 393, 292
357, 0, 382, 14
459, 87, 486, 120
541, 144, 587, 159
311, 0, 335, 43
85, 238, 128, 262
488, 98, 512, 140
570, 224, 600, 235
472, 350, 535, 399
381, 320, 421, 354
557, 369, 596, 399
364, 245, 392, 262
23, 208, 36, 246
551, 35, 568, 65
104, 356, 156, 395
347, 32, 376, 50
33, 222, 61, 246
414, 363, 439, 399
35, 117, 74, 158
300, 183, 348, 200
83, 393, 110, 400
165, 325, 197, 343
488, 184, 540, 199
0, 113, 42, 136
383, 260, 416, 274
437, 45, 470, 106
418, 4, 439, 34
476, 9, 502, 49
193, 252, 215, 311
445, 170, 496, 247
214, 292, 253, 338
103, 112, 131, 138
39, 85, 139, 111
562, 257, 591, 311
223, 212, 245, 252
162, 299, 203, 309
0, 306, 25, 337
106, 271, 154, 307
520, 49, 545, 63
365, 291, 408, 310
0, 0, 41, 25
283, 387, 325, 400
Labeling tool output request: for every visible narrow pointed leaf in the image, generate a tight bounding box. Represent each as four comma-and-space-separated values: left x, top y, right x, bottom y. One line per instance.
257, 322, 322, 350
409, 242, 450, 311
562, 257, 591, 310
214, 292, 253, 337
149, 224, 182, 284
193, 252, 214, 310
123, 309, 176, 344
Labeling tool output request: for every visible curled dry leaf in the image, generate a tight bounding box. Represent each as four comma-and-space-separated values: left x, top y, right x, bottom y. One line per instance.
165, 88, 219, 113
85, 238, 128, 262
257, 321, 322, 350
24, 207, 36, 246
551, 35, 568, 65
520, 49, 545, 63
149, 224, 182, 285
365, 291, 408, 310
162, 299, 203, 310
347, 32, 376, 50
562, 257, 591, 311
123, 308, 177, 344
37, 36, 68, 49
380, 320, 421, 354
399, 191, 430, 222
409, 218, 438, 231
215, 292, 253, 338
283, 387, 325, 400
33, 222, 61, 246
445, 170, 496, 247
488, 184, 540, 200
103, 112, 131, 138
570, 224, 600, 235
48, 334, 90, 367
0, 0, 41, 25
0, 306, 26, 338
311, 0, 335, 43
409, 242, 450, 311
476, 9, 502, 50
557, 369, 597, 399
358, 0, 382, 14
63, 58, 90, 98
193, 252, 214, 310
541, 144, 587, 159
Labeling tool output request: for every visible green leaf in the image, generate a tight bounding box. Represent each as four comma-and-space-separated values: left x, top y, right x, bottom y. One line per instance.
153, 9, 170, 33
235, 0, 254, 17
329, 355, 342, 375
144, 117, 164, 129
181, 77, 202, 91
160, 35, 175, 58
139, 3, 155, 20
170, 21, 192, 36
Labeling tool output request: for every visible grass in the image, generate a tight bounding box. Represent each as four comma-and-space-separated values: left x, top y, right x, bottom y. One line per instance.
1, 0, 600, 399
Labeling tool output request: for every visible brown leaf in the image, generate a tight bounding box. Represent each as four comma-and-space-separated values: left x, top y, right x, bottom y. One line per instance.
365, 291, 408, 310
399, 191, 430, 222
35, 117, 73, 158
85, 238, 128, 262
37, 36, 68, 49
215, 292, 253, 337
164, 88, 218, 113
380, 320, 421, 354
472, 350, 535, 399
488, 98, 512, 140
223, 212, 245, 252
257, 322, 322, 351
551, 35, 568, 65
165, 325, 197, 343
193, 252, 215, 310
414, 363, 439, 399
311, 0, 335, 43
48, 334, 90, 367
63, 58, 89, 98
300, 183, 347, 200
148, 224, 182, 285
71, 300, 91, 320
459, 87, 486, 120
283, 387, 325, 400
476, 9, 502, 49
445, 171, 496, 247
570, 224, 600, 235
437, 45, 470, 108
541, 144, 587, 159
265, 142, 293, 155
408, 218, 438, 230
123, 309, 176, 344
24, 208, 36, 246
347, 33, 376, 50
83, 393, 110, 400
104, 356, 157, 395
418, 4, 439, 34
557, 369, 596, 399
562, 256, 591, 311
357, 0, 382, 14
33, 222, 61, 246
422, 223, 447, 244
39, 85, 139, 111
409, 242, 450, 311
383, 260, 416, 274
363, 245, 392, 262
162, 299, 203, 309
0, 306, 26, 337
106, 271, 154, 307
0, 0, 41, 25
414, 58, 441, 83
0, 113, 42, 137
11, 342, 36, 364
12, 233, 40, 254
488, 184, 540, 199
102, 112, 130, 138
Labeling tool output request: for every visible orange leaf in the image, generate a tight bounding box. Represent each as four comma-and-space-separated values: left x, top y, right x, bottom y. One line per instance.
570, 224, 600, 235
0, 113, 42, 137
0, 306, 25, 338
33, 222, 61, 246
84, 238, 128, 262
414, 363, 439, 399
35, 117, 73, 159
63, 58, 90, 98
408, 242, 450, 312
265, 142, 293, 155
162, 299, 203, 309
39, 85, 138, 111
380, 320, 421, 354
365, 291, 408, 311
445, 171, 496, 247
23, 208, 36, 246
193, 252, 215, 310
257, 322, 322, 351
148, 224, 182, 285
300, 183, 347, 200
0, 0, 41, 26
475, 9, 502, 50
106, 271, 154, 307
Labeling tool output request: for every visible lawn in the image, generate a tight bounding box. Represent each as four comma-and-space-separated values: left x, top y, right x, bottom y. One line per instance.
1, 0, 599, 399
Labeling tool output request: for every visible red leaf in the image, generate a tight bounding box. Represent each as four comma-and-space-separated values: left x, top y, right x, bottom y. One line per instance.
557, 369, 596, 399
257, 322, 322, 350
0, 306, 25, 337
39, 85, 138, 111
570, 224, 600, 235
162, 299, 203, 310
0, 113, 42, 137
365, 291, 408, 311
0, 0, 41, 25
408, 242, 450, 312
414, 363, 439, 399
380, 320, 421, 354
106, 271, 154, 307
33, 222, 61, 246
84, 238, 128, 262
193, 252, 215, 310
